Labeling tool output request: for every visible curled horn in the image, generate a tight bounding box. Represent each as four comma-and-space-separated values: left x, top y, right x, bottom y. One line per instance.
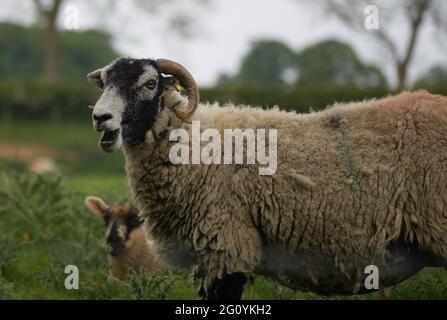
156, 58, 199, 120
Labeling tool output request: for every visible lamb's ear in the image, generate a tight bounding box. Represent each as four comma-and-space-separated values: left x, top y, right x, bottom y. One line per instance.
87, 69, 104, 90
84, 196, 109, 218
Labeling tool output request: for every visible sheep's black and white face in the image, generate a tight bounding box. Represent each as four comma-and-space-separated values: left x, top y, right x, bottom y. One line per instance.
88, 58, 176, 153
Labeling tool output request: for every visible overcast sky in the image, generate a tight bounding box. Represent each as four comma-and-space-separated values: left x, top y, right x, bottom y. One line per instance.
1, 0, 446, 86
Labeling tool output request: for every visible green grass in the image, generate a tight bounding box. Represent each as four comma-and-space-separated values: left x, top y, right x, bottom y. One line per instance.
66, 174, 130, 195
0, 121, 125, 175
0, 122, 96, 148
0, 121, 446, 300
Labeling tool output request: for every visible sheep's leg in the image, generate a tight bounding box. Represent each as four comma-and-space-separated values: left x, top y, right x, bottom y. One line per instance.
194, 206, 262, 300
200, 273, 247, 300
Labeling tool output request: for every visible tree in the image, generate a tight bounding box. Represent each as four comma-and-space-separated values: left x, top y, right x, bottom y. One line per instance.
33, 0, 63, 82
23, 0, 208, 82
296, 40, 387, 88
0, 23, 118, 80
0, 23, 44, 78
224, 40, 297, 87
304, 0, 447, 90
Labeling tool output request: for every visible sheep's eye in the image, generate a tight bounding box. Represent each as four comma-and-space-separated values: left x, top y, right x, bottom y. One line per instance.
145, 80, 157, 90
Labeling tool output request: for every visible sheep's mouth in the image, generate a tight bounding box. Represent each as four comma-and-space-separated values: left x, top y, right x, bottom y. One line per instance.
99, 129, 120, 152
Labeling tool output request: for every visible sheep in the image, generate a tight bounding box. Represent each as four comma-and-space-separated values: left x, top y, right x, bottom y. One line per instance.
84, 196, 164, 281
87, 57, 447, 299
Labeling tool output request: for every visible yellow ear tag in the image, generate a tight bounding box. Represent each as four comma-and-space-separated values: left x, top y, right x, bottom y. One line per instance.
175, 83, 183, 92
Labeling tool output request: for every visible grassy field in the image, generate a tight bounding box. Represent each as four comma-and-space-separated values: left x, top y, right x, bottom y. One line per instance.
0, 122, 446, 300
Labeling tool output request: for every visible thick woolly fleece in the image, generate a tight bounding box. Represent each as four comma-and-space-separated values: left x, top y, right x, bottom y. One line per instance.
124, 90, 447, 294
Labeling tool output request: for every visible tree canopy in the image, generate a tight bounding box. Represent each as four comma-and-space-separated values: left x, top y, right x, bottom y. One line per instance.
0, 23, 118, 80
223, 40, 297, 87
296, 40, 387, 88
222, 38, 386, 89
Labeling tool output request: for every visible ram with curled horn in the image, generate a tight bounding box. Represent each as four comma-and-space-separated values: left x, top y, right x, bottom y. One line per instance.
87, 57, 447, 300
86, 58, 199, 153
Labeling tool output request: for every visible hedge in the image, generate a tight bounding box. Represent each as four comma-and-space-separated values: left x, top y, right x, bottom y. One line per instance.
0, 80, 446, 123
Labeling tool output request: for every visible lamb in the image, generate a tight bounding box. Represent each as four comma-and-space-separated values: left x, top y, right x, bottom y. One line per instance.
87, 57, 447, 299
85, 196, 164, 280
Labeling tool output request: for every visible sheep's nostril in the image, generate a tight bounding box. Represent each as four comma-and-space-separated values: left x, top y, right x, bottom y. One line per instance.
93, 113, 113, 124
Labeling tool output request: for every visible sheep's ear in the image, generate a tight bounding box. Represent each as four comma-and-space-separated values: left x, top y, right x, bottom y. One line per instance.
84, 196, 109, 218
162, 75, 182, 91
87, 69, 104, 90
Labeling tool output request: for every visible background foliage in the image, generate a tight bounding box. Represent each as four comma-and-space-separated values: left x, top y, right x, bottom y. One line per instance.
0, 23, 117, 81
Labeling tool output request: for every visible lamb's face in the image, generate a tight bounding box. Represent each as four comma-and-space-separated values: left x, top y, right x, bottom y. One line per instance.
105, 204, 143, 257
87, 58, 176, 153
85, 197, 143, 257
